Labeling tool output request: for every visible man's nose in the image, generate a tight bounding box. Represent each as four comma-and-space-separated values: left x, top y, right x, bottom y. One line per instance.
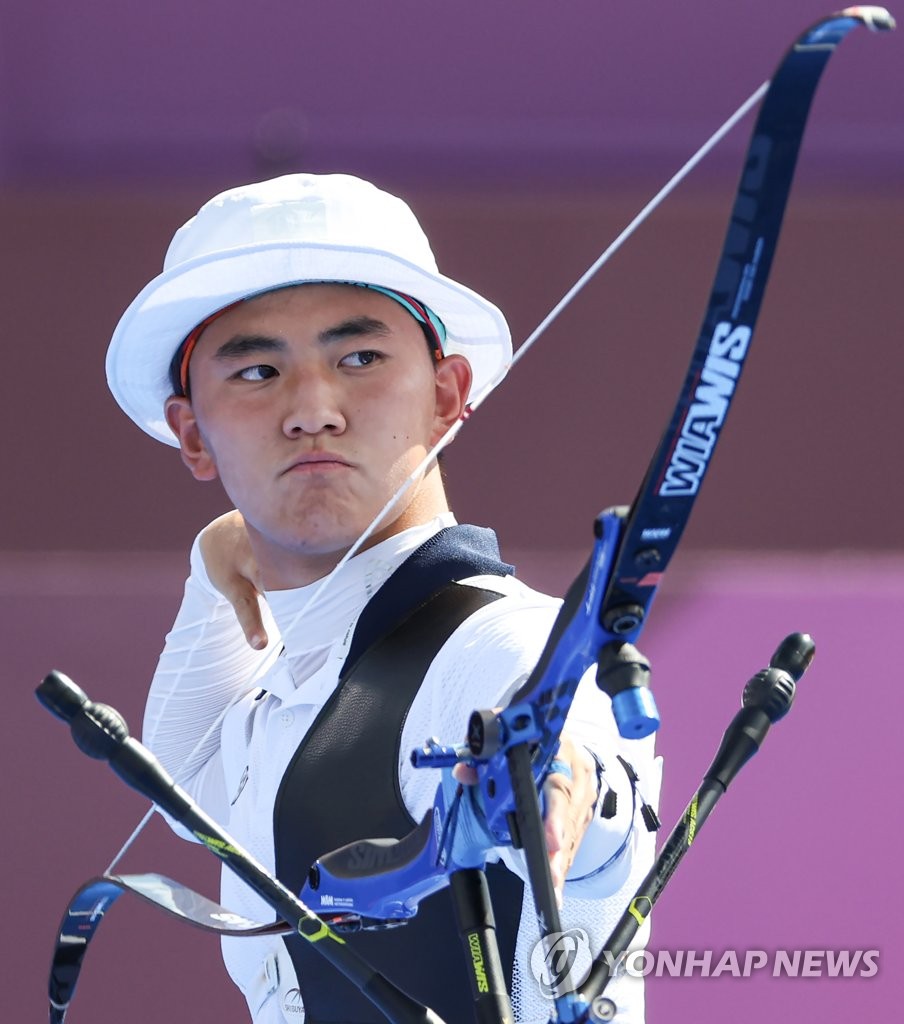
281, 372, 347, 437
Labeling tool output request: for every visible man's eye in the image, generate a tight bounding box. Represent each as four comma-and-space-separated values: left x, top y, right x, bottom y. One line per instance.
235, 365, 278, 382
341, 350, 380, 368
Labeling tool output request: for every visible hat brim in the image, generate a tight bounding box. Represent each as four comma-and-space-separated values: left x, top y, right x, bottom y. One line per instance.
106, 241, 512, 446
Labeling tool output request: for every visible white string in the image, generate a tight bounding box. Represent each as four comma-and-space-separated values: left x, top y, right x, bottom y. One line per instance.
504, 80, 769, 378
106, 807, 154, 874
105, 79, 768, 872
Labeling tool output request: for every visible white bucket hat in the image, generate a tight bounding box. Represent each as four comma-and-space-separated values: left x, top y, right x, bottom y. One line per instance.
106, 173, 512, 446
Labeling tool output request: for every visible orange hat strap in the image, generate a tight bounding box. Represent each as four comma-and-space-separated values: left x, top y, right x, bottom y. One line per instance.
178, 300, 245, 395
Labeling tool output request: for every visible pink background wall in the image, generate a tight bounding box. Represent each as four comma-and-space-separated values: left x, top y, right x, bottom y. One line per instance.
3, 2, 901, 1021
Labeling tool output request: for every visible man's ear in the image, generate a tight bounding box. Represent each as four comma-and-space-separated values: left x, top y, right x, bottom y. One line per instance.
164, 396, 219, 481
431, 354, 472, 444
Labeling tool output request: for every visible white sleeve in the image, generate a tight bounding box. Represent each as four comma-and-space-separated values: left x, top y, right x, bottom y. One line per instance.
142, 532, 280, 827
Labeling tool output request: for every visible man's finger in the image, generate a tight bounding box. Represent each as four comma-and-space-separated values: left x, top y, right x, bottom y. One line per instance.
543, 772, 574, 907
543, 741, 598, 907
199, 510, 267, 649
452, 762, 478, 785
231, 587, 269, 650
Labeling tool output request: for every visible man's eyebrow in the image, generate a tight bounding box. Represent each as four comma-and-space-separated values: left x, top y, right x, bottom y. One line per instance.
317, 315, 391, 343
212, 317, 391, 360
213, 335, 287, 360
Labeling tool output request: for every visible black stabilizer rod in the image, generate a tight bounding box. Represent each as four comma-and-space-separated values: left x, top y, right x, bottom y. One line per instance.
36, 671, 446, 1024
449, 869, 514, 1024
577, 633, 815, 1011
703, 631, 813, 790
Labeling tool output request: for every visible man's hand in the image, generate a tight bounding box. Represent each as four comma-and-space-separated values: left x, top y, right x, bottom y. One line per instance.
199, 511, 268, 650
453, 732, 599, 908
542, 735, 598, 908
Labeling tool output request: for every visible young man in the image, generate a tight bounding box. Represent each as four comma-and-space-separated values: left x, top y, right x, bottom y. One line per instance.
106, 173, 659, 1023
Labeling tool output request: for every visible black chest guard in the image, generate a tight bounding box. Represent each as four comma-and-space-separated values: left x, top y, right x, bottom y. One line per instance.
273, 526, 526, 1023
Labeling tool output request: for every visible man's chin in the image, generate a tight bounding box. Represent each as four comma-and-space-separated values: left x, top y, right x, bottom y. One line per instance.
248, 527, 364, 589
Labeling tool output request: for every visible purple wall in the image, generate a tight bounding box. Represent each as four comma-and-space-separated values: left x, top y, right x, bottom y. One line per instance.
2, 1, 900, 188
3, 3, 902, 1022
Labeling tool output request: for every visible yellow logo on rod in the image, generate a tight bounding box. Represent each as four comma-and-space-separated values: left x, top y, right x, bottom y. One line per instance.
686, 796, 698, 845
192, 832, 240, 858
468, 932, 489, 993
298, 917, 347, 946
628, 896, 653, 926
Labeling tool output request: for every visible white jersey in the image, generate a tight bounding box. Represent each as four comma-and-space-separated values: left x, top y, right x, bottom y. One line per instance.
144, 514, 660, 1023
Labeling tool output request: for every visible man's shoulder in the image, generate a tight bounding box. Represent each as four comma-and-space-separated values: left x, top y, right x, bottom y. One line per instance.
438, 573, 561, 662
458, 571, 560, 606
409, 575, 561, 728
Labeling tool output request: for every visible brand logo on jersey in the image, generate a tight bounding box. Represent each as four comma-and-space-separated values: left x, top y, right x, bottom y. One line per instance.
658, 322, 751, 496
283, 988, 304, 1014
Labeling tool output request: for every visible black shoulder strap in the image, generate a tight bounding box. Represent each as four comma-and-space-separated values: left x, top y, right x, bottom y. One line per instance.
342, 524, 514, 671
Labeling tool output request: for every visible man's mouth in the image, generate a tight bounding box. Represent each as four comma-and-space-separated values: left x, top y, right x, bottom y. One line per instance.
283, 453, 352, 475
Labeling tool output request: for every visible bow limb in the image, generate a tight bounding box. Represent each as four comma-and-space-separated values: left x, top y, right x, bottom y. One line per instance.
48, 873, 290, 1024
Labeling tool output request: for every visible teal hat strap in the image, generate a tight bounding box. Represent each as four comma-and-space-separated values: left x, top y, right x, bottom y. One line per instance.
358, 284, 447, 360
